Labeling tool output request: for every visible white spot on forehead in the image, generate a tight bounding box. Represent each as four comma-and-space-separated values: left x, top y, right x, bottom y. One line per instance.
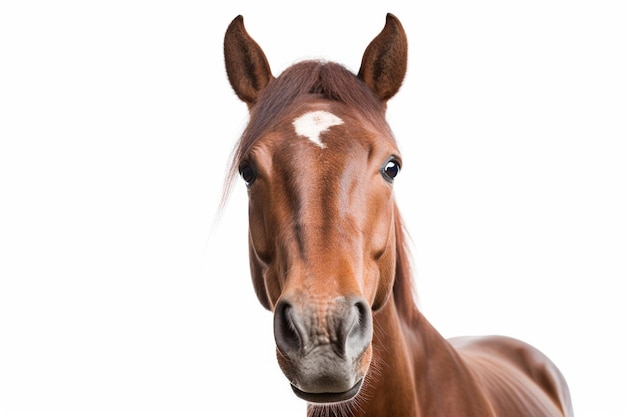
292, 110, 343, 149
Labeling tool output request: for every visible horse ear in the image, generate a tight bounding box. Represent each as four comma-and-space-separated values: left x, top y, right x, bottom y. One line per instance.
224, 15, 274, 107
358, 13, 408, 102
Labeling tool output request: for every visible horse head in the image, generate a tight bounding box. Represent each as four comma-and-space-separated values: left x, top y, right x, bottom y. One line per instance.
224, 14, 407, 404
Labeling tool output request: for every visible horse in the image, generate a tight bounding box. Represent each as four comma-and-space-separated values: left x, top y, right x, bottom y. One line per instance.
222, 13, 574, 417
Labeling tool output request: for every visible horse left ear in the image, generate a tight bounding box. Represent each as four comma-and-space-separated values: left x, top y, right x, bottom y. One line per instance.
358, 13, 408, 102
224, 15, 274, 107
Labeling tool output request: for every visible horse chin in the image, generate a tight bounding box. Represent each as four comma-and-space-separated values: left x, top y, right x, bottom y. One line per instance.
290, 378, 363, 404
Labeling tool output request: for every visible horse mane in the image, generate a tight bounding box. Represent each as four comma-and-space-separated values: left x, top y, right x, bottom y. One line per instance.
221, 60, 419, 323
393, 203, 420, 325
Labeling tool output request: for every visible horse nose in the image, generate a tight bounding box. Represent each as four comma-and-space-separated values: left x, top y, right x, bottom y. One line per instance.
273, 297, 373, 359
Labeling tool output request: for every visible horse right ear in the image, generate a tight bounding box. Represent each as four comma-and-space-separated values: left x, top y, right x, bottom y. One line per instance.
358, 13, 408, 103
224, 15, 274, 107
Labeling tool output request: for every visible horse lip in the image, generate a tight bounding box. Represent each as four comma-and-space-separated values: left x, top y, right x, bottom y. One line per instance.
290, 378, 363, 404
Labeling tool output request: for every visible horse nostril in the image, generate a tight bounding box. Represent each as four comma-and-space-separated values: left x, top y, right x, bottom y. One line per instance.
345, 298, 373, 357
274, 301, 302, 356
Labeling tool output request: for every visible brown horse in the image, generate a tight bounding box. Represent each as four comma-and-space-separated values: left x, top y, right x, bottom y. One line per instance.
223, 13, 574, 417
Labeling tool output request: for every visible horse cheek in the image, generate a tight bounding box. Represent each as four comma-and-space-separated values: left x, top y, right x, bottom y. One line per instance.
368, 198, 397, 311
247, 194, 278, 310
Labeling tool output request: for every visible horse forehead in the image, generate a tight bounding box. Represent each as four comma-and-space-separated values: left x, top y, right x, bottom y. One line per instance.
255, 105, 392, 169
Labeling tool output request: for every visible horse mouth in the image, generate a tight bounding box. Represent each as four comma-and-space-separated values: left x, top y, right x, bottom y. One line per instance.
290, 378, 363, 404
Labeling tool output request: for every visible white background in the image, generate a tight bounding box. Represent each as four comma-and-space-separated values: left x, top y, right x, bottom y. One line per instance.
1, 1, 624, 416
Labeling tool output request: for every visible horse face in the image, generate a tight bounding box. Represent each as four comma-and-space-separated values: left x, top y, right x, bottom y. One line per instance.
224, 14, 407, 404
242, 102, 400, 402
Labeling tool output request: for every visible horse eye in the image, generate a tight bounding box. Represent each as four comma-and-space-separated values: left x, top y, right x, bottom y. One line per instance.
239, 164, 257, 186
382, 159, 401, 182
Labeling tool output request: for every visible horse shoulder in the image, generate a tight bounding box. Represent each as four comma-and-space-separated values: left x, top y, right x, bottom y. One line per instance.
449, 335, 573, 417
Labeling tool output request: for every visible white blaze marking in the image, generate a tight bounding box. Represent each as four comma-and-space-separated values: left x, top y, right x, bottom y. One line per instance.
293, 110, 343, 149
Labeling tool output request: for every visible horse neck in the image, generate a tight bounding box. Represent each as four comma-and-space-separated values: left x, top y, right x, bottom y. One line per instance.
356, 297, 497, 417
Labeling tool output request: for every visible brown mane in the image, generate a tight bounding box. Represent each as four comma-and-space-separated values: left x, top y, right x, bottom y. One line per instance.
392, 204, 420, 325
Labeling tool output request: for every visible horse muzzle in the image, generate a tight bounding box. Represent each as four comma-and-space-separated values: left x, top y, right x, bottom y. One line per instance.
273, 296, 373, 403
